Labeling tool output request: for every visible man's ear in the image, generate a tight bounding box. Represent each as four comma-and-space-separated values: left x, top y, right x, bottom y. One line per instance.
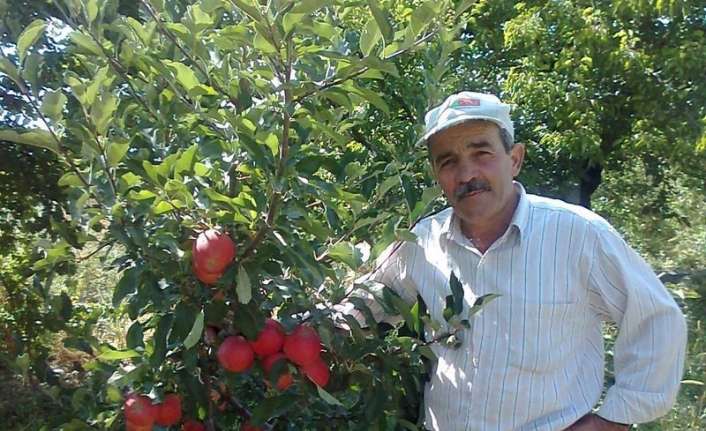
510, 143, 525, 177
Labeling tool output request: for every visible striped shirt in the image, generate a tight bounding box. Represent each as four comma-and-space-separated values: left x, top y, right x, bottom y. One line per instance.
360, 182, 686, 430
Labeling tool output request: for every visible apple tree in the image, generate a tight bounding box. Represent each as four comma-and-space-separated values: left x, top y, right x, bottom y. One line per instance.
0, 0, 479, 429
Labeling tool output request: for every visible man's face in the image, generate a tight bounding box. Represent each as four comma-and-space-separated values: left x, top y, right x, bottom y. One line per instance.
429, 121, 525, 230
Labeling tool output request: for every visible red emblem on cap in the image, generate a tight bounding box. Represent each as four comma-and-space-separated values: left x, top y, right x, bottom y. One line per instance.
457, 98, 480, 106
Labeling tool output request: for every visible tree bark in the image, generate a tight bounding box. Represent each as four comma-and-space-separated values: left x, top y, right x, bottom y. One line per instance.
579, 161, 603, 209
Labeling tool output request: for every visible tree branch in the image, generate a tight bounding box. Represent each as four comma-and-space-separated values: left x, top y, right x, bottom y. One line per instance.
240, 40, 293, 261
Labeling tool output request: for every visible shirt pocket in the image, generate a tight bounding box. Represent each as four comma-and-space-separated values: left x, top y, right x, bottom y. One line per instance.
508, 302, 584, 374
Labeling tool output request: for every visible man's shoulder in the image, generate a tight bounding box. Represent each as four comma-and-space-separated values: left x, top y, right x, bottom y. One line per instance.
526, 193, 612, 230
412, 207, 454, 235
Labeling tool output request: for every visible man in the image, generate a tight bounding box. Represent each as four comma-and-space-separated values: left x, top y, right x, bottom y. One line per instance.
355, 92, 687, 430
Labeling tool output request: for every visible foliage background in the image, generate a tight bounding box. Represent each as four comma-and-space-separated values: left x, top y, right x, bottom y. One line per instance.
1, 0, 705, 429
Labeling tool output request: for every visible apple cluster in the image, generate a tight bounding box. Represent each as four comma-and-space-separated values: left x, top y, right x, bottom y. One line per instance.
217, 319, 330, 389
125, 229, 330, 429
124, 392, 205, 431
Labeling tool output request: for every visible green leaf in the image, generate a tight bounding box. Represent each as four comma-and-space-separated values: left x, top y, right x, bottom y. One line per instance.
264, 132, 279, 157
128, 189, 157, 200
22, 52, 43, 92
58, 172, 83, 187
468, 293, 501, 317
0, 129, 59, 155
367, 0, 394, 43
83, 66, 113, 107
249, 394, 297, 425
142, 160, 162, 185
449, 271, 464, 316
151, 313, 174, 367
201, 0, 226, 13
383, 288, 415, 329
17, 19, 46, 63
86, 0, 99, 23
396, 229, 417, 242
327, 242, 362, 269
126, 321, 144, 349
107, 140, 130, 167
175, 144, 198, 173
254, 31, 277, 54
291, 0, 327, 14
40, 90, 68, 122
411, 185, 441, 221
107, 363, 147, 387
230, 302, 264, 340
183, 310, 204, 349
113, 267, 141, 307
162, 60, 201, 91
348, 85, 390, 115
231, 0, 263, 20
317, 386, 343, 406
377, 174, 401, 198
152, 199, 177, 215
283, 13, 305, 34
91, 92, 118, 135
348, 297, 379, 334
360, 56, 399, 77
121, 172, 142, 187
408, 1, 436, 40
360, 19, 382, 57
0, 56, 24, 90
70, 31, 103, 56
311, 21, 336, 39
97, 346, 141, 361
236, 267, 252, 304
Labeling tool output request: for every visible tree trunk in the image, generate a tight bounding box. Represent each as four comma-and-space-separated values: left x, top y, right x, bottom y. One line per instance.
579, 161, 603, 209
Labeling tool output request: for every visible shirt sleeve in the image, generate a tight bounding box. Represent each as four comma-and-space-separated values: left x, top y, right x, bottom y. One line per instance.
342, 238, 420, 327
587, 222, 687, 424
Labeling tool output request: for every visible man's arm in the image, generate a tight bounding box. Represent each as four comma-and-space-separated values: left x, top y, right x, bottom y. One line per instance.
339, 239, 419, 328
587, 222, 687, 425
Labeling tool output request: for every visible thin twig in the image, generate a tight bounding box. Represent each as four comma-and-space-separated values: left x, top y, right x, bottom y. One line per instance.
76, 240, 115, 262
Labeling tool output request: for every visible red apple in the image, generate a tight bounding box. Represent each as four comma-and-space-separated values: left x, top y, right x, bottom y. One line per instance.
300, 358, 330, 387
261, 352, 294, 391
283, 325, 321, 366
182, 420, 206, 431
154, 393, 182, 426
217, 335, 254, 372
192, 229, 235, 274
192, 260, 223, 284
250, 319, 285, 357
124, 393, 156, 427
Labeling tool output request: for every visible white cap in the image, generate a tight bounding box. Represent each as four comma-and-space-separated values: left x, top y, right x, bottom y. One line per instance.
417, 91, 514, 147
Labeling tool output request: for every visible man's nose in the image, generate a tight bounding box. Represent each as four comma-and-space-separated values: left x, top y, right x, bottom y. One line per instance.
457, 158, 478, 184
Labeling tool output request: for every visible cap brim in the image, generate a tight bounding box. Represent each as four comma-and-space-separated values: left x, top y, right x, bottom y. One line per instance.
415, 115, 511, 147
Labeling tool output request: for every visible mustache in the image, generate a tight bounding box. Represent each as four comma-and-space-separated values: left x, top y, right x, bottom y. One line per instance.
454, 179, 491, 199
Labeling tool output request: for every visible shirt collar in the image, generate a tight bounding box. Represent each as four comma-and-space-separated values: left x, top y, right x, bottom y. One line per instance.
441, 181, 530, 246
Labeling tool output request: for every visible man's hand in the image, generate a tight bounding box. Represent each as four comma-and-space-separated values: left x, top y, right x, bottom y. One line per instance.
566, 414, 630, 431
